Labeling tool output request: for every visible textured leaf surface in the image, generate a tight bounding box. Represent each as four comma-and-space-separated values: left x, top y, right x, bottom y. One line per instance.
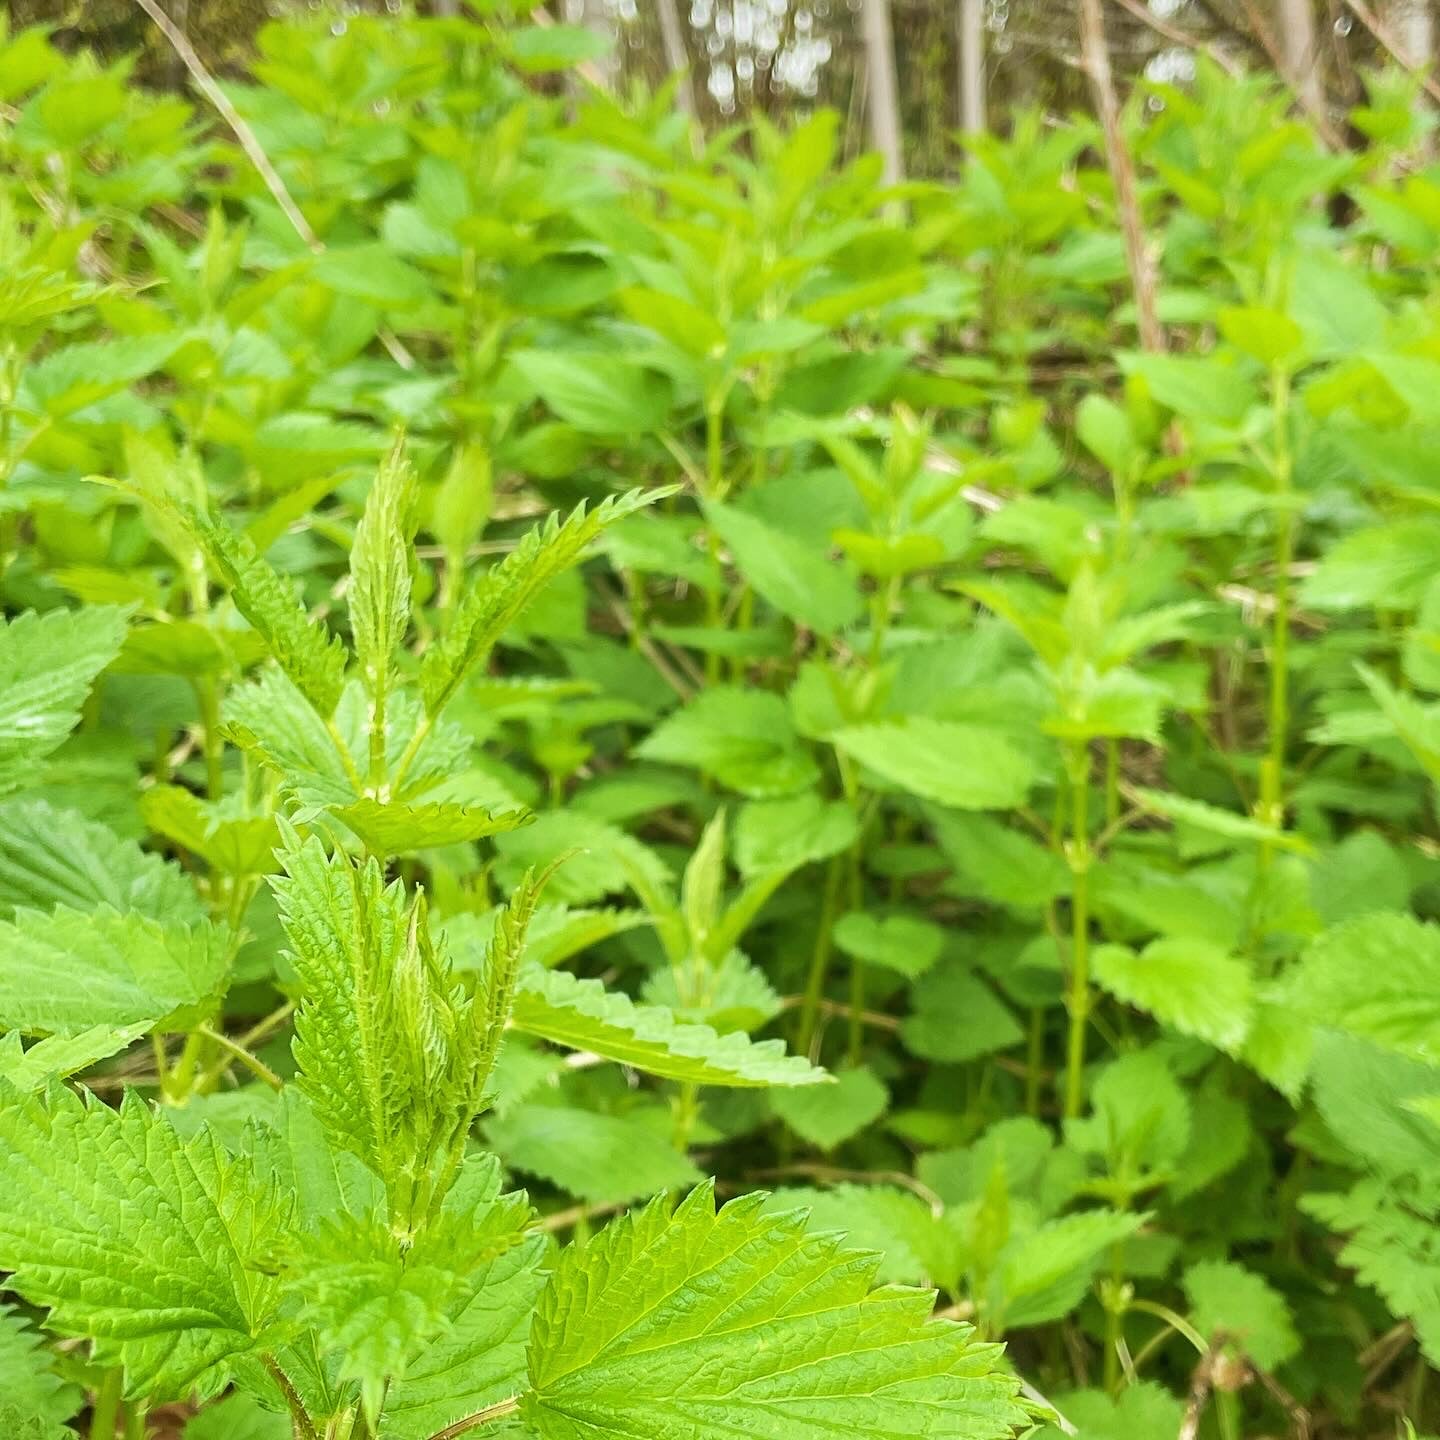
511, 966, 827, 1087
833, 719, 1036, 810
522, 1182, 1027, 1440
0, 1025, 148, 1090
772, 1065, 889, 1149
1286, 912, 1440, 1063
0, 1305, 81, 1436
1093, 938, 1253, 1053
380, 1233, 546, 1439
0, 907, 229, 1036
0, 799, 202, 923
998, 1210, 1145, 1329
1183, 1260, 1300, 1370
332, 796, 531, 855
486, 1104, 701, 1206
421, 490, 664, 717
0, 1084, 285, 1399
195, 515, 347, 718
0, 607, 126, 791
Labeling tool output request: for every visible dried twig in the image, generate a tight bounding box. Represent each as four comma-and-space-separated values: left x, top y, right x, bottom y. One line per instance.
132, 0, 320, 250
1111, 0, 1243, 77
132, 0, 417, 371
1077, 0, 1166, 353
1340, 0, 1440, 104
1235, 0, 1348, 146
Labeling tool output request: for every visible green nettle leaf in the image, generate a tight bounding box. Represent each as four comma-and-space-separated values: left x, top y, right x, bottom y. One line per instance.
348, 441, 418, 728
509, 352, 671, 434
510, 966, 827, 1087
1284, 912, 1440, 1063
1132, 788, 1312, 854
273, 831, 493, 1206
0, 607, 127, 792
902, 961, 1025, 1063
1092, 937, 1253, 1053
194, 514, 348, 719
1183, 1261, 1300, 1372
522, 1183, 1028, 1440
0, 1024, 149, 1091
706, 499, 863, 635
637, 687, 820, 796
331, 796, 532, 857
832, 718, 1036, 810
771, 1064, 889, 1149
834, 911, 945, 979
997, 1209, 1147, 1330
0, 799, 202, 922
284, 1156, 536, 1427
141, 786, 281, 878
0, 1304, 81, 1437
420, 489, 666, 718
0, 1083, 286, 1399
0, 907, 229, 1036
486, 1104, 702, 1206
1033, 1382, 1182, 1440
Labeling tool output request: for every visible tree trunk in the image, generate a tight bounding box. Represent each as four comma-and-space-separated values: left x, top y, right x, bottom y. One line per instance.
1276, 0, 1323, 113
860, 0, 905, 186
1077, 0, 1164, 354
958, 0, 987, 134
656, 0, 697, 117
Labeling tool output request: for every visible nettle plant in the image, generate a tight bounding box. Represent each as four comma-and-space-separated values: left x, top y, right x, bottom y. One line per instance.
0, 449, 1032, 1440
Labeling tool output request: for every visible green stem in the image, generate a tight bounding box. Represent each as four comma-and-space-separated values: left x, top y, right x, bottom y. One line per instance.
121, 1401, 147, 1440
193, 679, 224, 801
163, 1028, 208, 1104
1063, 744, 1093, 1120
705, 400, 724, 498
1216, 1389, 1241, 1440
1260, 365, 1293, 865
89, 1370, 123, 1440
425, 1396, 521, 1440
197, 1024, 283, 1089
796, 856, 845, 1059
264, 1355, 319, 1440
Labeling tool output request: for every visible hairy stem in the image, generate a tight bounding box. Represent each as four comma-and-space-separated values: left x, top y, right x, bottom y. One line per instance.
427, 1396, 521, 1439
263, 1356, 319, 1440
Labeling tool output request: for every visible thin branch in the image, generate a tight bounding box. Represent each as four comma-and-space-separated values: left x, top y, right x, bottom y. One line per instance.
131, 0, 320, 250
131, 0, 417, 370
1077, 0, 1165, 353
1109, 0, 1243, 77
427, 1396, 521, 1439
1340, 0, 1440, 104
1235, 0, 1348, 145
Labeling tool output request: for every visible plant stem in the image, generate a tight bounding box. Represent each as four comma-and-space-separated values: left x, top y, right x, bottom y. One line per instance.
197, 1024, 283, 1089
1063, 743, 1093, 1120
427, 1396, 521, 1439
1259, 364, 1294, 865
796, 856, 844, 1059
89, 1370, 123, 1440
264, 1356, 319, 1440
193, 678, 224, 801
